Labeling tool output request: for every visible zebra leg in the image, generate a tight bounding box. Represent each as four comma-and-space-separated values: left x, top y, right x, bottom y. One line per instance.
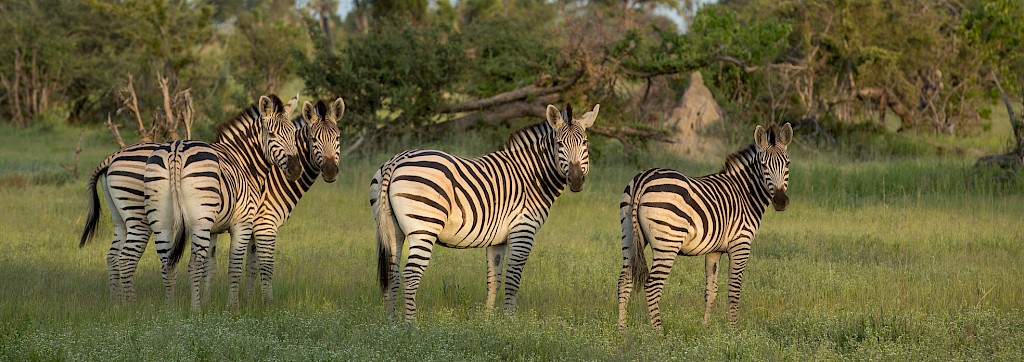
245, 236, 258, 302
187, 225, 215, 314
402, 234, 437, 321
501, 232, 537, 314
726, 242, 750, 326
106, 222, 126, 304
385, 228, 406, 321
201, 237, 219, 306
616, 218, 636, 330
644, 246, 680, 330
703, 252, 723, 326
484, 243, 507, 314
153, 227, 178, 304
253, 233, 277, 303
228, 224, 254, 312
117, 218, 151, 304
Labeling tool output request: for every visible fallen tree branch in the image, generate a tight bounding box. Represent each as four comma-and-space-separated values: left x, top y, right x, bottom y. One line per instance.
443, 93, 562, 132
589, 124, 674, 153
341, 134, 367, 157
439, 68, 584, 114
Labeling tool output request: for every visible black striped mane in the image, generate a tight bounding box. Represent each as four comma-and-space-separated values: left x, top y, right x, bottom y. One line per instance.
214, 95, 285, 143
503, 122, 554, 151
722, 145, 758, 173
722, 125, 780, 173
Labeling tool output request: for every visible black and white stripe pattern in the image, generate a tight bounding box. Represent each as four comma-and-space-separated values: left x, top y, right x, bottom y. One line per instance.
616, 123, 792, 329
79, 95, 311, 306
244, 98, 344, 302
80, 142, 162, 303
371, 103, 599, 321
146, 95, 301, 313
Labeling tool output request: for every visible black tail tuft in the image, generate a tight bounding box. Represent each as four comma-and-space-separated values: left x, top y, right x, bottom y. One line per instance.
79, 163, 109, 248
167, 218, 188, 266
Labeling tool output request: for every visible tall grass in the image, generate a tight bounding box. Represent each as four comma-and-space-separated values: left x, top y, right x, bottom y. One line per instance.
1, 124, 1022, 360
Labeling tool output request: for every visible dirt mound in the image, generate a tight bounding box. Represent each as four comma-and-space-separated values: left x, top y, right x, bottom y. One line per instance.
664, 72, 724, 159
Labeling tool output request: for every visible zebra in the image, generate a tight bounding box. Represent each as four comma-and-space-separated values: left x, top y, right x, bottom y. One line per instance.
616, 122, 792, 330
243, 97, 344, 303
371, 103, 599, 321
79, 95, 303, 305
147, 95, 305, 313
79, 141, 162, 303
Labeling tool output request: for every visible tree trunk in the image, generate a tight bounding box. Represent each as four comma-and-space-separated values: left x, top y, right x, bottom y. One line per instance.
975, 72, 1023, 170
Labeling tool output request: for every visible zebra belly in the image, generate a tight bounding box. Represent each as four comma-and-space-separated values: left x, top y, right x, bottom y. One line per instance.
639, 194, 728, 256
436, 216, 513, 249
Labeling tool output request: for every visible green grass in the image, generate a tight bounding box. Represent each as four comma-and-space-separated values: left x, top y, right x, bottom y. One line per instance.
1, 124, 1023, 360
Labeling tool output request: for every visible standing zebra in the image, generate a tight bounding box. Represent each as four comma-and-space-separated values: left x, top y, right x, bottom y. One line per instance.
616, 123, 792, 329
78, 95, 302, 304
371, 103, 599, 321
79, 141, 162, 303
145, 95, 302, 313
244, 98, 344, 303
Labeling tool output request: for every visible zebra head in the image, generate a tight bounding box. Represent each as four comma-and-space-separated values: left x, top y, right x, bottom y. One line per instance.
300, 98, 343, 183
754, 122, 792, 211
546, 103, 599, 192
259, 94, 302, 181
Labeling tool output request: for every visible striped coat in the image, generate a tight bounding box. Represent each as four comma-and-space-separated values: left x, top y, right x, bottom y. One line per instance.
371, 103, 599, 320
616, 123, 792, 329
147, 95, 301, 312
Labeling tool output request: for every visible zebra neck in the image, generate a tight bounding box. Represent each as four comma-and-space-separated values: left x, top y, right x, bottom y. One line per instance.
500, 134, 566, 206
721, 144, 772, 213
214, 108, 273, 178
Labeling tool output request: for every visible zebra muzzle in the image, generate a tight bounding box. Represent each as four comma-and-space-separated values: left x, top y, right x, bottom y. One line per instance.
322, 158, 338, 183
773, 189, 789, 211
285, 157, 302, 181
568, 164, 585, 192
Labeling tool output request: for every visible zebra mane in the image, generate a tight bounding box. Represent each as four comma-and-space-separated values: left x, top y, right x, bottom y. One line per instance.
214, 94, 285, 143
503, 122, 552, 150
722, 144, 758, 172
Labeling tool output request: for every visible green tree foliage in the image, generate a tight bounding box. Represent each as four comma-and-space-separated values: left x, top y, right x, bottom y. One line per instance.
226, 7, 305, 103
299, 19, 464, 135
0, 1, 88, 126
715, 0, 1024, 135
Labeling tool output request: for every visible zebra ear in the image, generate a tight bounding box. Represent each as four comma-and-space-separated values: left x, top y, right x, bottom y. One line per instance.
259, 95, 274, 116
576, 104, 599, 129
546, 104, 565, 129
329, 98, 345, 125
283, 94, 299, 117
777, 122, 793, 147
301, 101, 318, 123
754, 125, 769, 150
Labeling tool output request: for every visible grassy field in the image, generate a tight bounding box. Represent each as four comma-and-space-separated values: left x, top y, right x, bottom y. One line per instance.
1, 122, 1023, 360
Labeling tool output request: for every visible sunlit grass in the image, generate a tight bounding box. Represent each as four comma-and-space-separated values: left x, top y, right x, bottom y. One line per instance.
1, 125, 1023, 360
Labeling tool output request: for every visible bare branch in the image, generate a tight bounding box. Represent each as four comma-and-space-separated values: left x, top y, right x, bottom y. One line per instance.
157, 72, 180, 140
106, 114, 126, 148
176, 89, 194, 139
341, 134, 367, 157
119, 74, 150, 142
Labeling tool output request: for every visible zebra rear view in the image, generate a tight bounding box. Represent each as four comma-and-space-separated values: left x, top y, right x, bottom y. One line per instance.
148, 95, 301, 313
616, 123, 792, 330
371, 103, 599, 321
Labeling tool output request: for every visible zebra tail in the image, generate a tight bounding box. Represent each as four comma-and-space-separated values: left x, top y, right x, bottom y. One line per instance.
79, 155, 114, 248
628, 177, 649, 287
167, 144, 190, 266
374, 167, 398, 295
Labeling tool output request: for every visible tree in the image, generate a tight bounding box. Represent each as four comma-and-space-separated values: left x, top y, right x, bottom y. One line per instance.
0, 1, 78, 126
